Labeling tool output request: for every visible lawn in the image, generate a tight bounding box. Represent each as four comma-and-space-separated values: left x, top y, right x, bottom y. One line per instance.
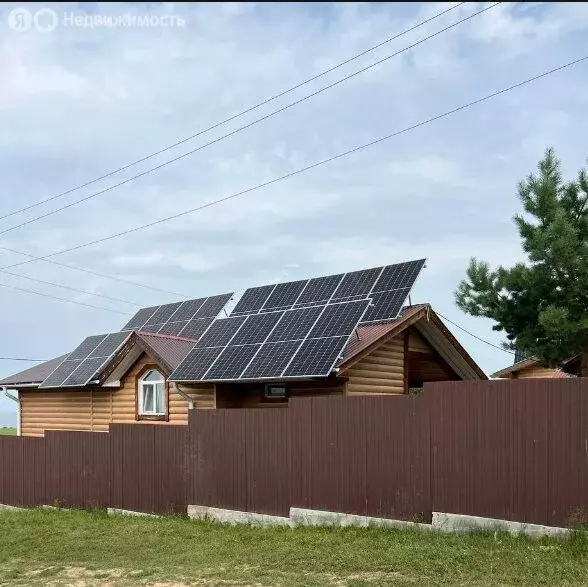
0, 427, 15, 436
0, 509, 586, 586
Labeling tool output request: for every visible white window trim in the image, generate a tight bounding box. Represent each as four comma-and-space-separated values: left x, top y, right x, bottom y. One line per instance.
138, 369, 166, 417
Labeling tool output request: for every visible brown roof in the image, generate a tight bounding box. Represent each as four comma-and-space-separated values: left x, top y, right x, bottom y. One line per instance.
341, 305, 428, 364
135, 331, 196, 374
0, 354, 70, 386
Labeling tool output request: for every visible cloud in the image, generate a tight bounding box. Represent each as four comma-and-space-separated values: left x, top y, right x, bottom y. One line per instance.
0, 1, 586, 382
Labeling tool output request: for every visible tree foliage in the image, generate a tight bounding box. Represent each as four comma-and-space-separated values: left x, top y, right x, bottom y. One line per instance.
455, 148, 588, 369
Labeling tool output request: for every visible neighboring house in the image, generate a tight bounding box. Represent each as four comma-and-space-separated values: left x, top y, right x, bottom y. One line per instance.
492, 356, 579, 380
1, 304, 485, 437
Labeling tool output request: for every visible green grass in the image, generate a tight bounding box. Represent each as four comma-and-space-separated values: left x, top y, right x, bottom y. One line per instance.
0, 509, 586, 586
0, 427, 16, 436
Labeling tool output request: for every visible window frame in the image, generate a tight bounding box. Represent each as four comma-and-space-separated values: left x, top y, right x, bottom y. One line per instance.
264, 384, 287, 399
136, 366, 169, 421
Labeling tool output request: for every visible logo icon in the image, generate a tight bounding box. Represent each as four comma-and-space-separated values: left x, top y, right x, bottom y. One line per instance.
7, 7, 58, 32
8, 7, 33, 32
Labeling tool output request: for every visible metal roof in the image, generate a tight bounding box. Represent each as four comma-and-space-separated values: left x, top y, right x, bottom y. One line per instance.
0, 354, 70, 386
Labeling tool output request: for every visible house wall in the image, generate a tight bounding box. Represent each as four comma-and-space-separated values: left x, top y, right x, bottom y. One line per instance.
511, 365, 561, 379
345, 336, 405, 395
19, 354, 197, 437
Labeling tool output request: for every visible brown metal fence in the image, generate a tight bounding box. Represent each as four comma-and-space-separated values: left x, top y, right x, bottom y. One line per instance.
1, 379, 588, 526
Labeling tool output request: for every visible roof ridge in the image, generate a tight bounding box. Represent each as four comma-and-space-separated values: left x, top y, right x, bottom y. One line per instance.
136, 330, 197, 343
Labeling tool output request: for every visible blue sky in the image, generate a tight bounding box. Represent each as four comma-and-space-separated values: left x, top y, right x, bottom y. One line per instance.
1, 2, 587, 425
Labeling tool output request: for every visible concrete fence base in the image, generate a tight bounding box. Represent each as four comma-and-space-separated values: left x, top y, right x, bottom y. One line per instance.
187, 505, 291, 527
107, 508, 161, 518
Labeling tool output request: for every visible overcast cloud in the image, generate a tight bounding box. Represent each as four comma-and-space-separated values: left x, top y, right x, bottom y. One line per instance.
0, 2, 587, 425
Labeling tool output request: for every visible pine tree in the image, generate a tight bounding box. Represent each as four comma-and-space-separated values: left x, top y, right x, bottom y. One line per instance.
455, 148, 588, 376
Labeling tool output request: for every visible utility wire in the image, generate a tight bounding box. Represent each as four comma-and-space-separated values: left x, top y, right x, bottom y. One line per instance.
0, 268, 141, 307
436, 311, 516, 355
0, 2, 466, 224
0, 244, 189, 298
0, 357, 48, 362
0, 3, 499, 237
0, 281, 129, 315
2, 54, 584, 271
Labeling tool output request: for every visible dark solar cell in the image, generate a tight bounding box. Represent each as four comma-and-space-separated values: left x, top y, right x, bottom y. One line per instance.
332, 267, 382, 299
242, 340, 302, 379
62, 357, 107, 387
177, 318, 214, 340
295, 274, 344, 305
169, 346, 225, 381
203, 344, 261, 380
67, 335, 108, 361
362, 288, 411, 322
157, 321, 189, 336
121, 306, 159, 331
230, 312, 283, 345
144, 302, 183, 326
89, 332, 130, 359
167, 298, 207, 322
262, 280, 308, 310
195, 316, 246, 348
194, 293, 233, 318
267, 306, 323, 342
308, 300, 370, 338
231, 285, 275, 315
39, 359, 82, 388
283, 336, 348, 377
372, 259, 425, 293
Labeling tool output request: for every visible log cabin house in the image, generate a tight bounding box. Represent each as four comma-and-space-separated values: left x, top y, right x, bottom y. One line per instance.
1, 304, 486, 437
492, 356, 579, 379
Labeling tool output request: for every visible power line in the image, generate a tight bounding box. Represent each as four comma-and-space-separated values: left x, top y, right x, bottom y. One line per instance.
0, 3, 499, 237
2, 54, 584, 271
0, 357, 48, 362
0, 268, 141, 307
0, 281, 129, 315
436, 311, 516, 355
0, 244, 189, 298
0, 2, 466, 225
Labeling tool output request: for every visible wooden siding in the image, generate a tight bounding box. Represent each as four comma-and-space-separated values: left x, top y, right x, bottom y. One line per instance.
514, 365, 561, 379
408, 330, 432, 353
346, 336, 405, 395
20, 353, 193, 437
177, 383, 216, 410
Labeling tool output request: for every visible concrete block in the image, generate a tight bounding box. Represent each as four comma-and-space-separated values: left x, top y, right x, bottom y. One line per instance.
107, 508, 161, 518
0, 504, 24, 511
187, 505, 292, 527
432, 512, 570, 539
289, 507, 434, 531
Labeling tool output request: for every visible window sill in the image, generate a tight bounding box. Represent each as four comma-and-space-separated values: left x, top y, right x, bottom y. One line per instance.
137, 414, 168, 422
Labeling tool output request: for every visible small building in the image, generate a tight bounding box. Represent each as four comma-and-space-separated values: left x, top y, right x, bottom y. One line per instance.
492, 356, 579, 380
1, 304, 485, 436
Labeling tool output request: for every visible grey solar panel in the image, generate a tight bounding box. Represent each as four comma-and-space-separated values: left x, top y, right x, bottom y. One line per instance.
230, 312, 283, 345
362, 288, 411, 323
332, 267, 383, 300
62, 357, 106, 387
89, 331, 130, 359
167, 298, 207, 322
283, 336, 349, 377
308, 299, 371, 338
194, 293, 233, 318
203, 344, 262, 380
157, 321, 189, 336
170, 346, 225, 381
261, 280, 308, 311
241, 340, 302, 379
194, 316, 246, 348
39, 359, 81, 388
294, 273, 344, 306
372, 259, 425, 293
266, 306, 323, 342
231, 285, 275, 315
67, 334, 108, 361
121, 306, 158, 331
144, 302, 183, 326
177, 317, 214, 340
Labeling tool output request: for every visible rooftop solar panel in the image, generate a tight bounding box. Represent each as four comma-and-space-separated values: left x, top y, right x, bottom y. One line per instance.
283, 336, 349, 377
294, 274, 344, 306
231, 285, 275, 315
67, 334, 107, 361
241, 340, 302, 379
39, 359, 81, 388
194, 293, 233, 318
177, 317, 215, 340
308, 299, 371, 338
169, 346, 225, 381
266, 306, 323, 342
332, 267, 383, 300
121, 306, 158, 331
203, 344, 262, 380
167, 298, 207, 322
194, 316, 246, 348
230, 312, 282, 345
62, 357, 107, 387
144, 302, 183, 326
261, 280, 307, 311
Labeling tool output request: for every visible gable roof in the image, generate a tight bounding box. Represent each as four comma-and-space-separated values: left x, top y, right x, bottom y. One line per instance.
0, 332, 196, 389
0, 354, 69, 387
492, 356, 578, 379
338, 304, 486, 380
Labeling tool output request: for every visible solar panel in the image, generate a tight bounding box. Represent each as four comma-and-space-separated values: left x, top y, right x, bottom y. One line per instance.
230, 312, 283, 345
67, 334, 107, 361
283, 336, 349, 377
362, 287, 411, 323
266, 306, 323, 342
261, 280, 307, 311
332, 267, 383, 300
40, 331, 132, 388
372, 259, 424, 293
157, 321, 190, 336
203, 344, 262, 380
241, 340, 302, 379
308, 300, 371, 338
294, 274, 344, 306
144, 302, 183, 326
194, 316, 246, 348
176, 317, 215, 340
170, 346, 225, 381
231, 285, 275, 315
121, 293, 233, 333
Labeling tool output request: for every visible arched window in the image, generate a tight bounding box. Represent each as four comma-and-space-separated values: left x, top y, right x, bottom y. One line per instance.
138, 369, 166, 416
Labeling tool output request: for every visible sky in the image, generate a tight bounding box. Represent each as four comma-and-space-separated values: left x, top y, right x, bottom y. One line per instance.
0, 1, 587, 426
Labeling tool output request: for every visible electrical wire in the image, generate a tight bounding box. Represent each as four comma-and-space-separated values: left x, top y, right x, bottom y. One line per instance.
0, 281, 129, 315
0, 3, 500, 237
0, 268, 141, 307
436, 311, 516, 355
0, 2, 466, 224
0, 357, 48, 362
2, 54, 584, 271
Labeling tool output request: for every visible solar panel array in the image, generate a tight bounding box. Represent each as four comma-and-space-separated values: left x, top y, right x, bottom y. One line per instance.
231, 259, 425, 323
170, 298, 370, 382
40, 331, 131, 388
121, 293, 233, 338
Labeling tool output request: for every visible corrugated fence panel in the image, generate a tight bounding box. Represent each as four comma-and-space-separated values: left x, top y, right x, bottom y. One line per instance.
44, 431, 110, 509
289, 396, 431, 520
429, 379, 588, 527
110, 424, 187, 514
0, 436, 45, 506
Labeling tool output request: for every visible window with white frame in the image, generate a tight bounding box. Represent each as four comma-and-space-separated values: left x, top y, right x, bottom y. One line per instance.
138, 369, 166, 416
